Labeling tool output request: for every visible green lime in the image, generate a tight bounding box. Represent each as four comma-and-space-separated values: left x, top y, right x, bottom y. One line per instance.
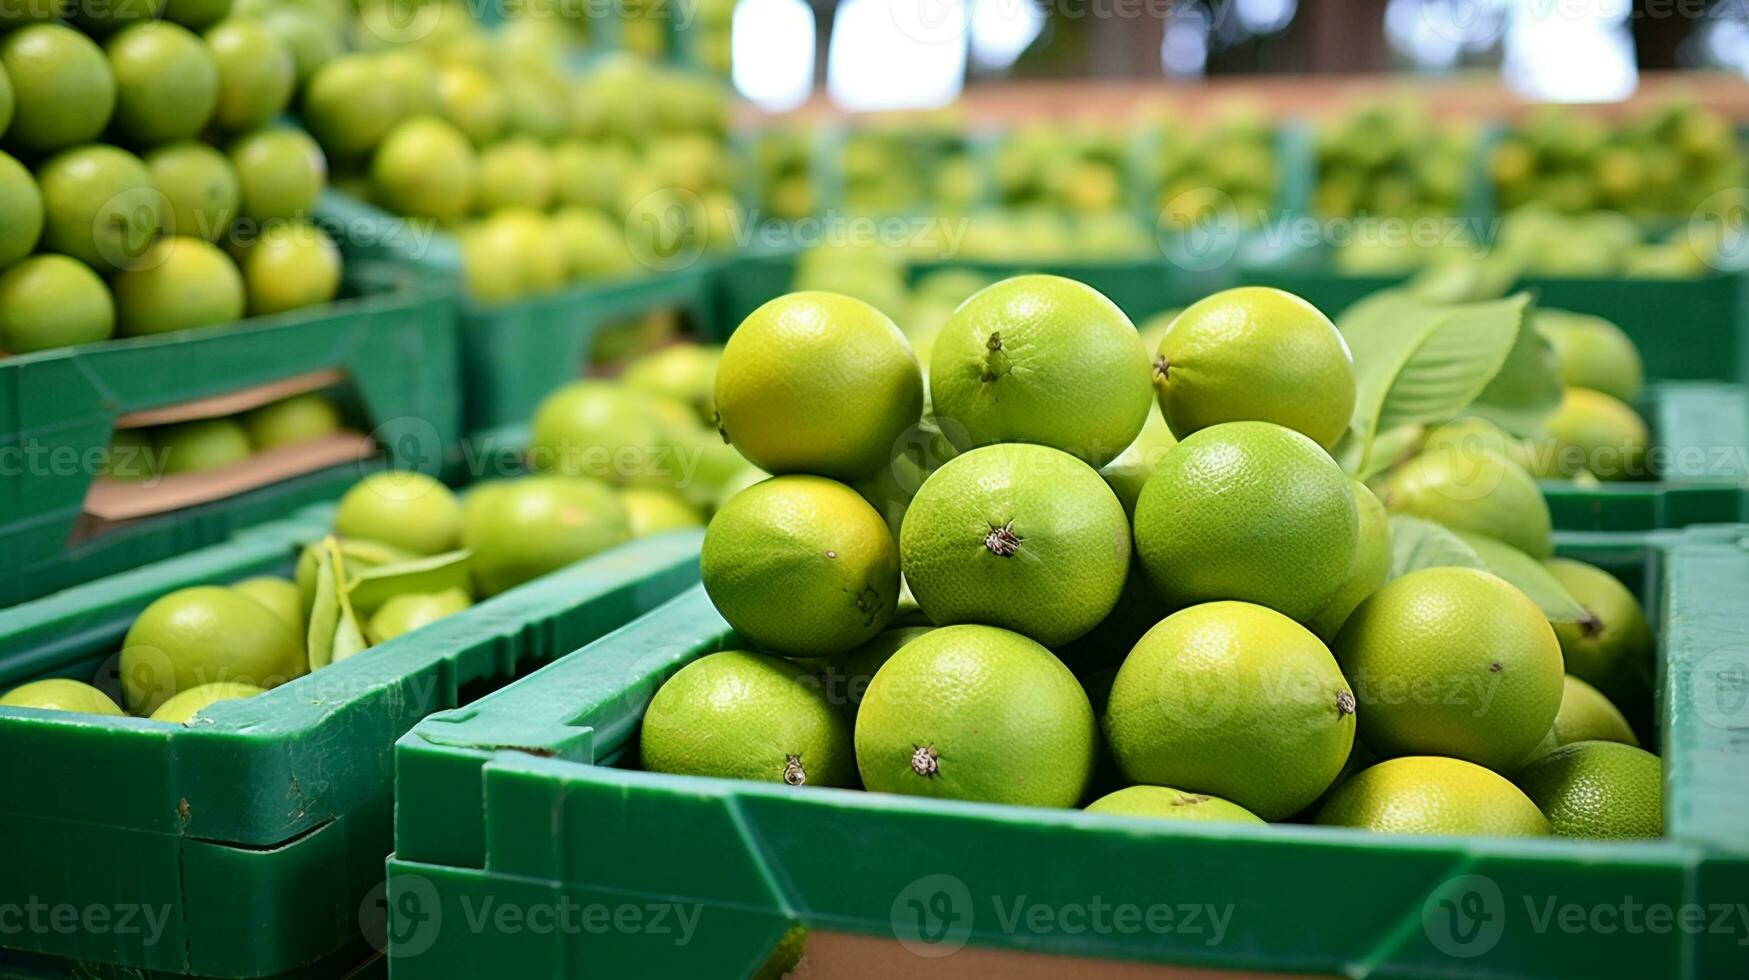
476, 135, 555, 212
1544, 556, 1654, 720
1316, 756, 1550, 837
1305, 480, 1392, 641
0, 678, 121, 715
231, 575, 303, 633
365, 588, 471, 645
900, 443, 1130, 647
371, 116, 477, 222
1097, 407, 1177, 520
104, 428, 156, 479
203, 19, 294, 132
149, 680, 264, 723
855, 624, 1096, 807
1514, 741, 1661, 839
229, 127, 326, 223
157, 417, 251, 474
0, 254, 113, 354
376, 49, 439, 118
1548, 675, 1638, 747
242, 220, 340, 316
435, 62, 505, 146
300, 54, 401, 160
0, 150, 40, 268
1084, 786, 1265, 825
812, 625, 934, 711
463, 475, 629, 596
1134, 421, 1357, 621
1535, 309, 1643, 403
255, 2, 340, 84
0, 63, 12, 143
1104, 601, 1356, 820
242, 392, 341, 449
1335, 567, 1563, 771
550, 207, 636, 282
528, 381, 664, 484
334, 471, 463, 558
145, 141, 238, 241
159, 0, 232, 30
36, 144, 160, 271
0, 23, 115, 153
715, 291, 923, 481
105, 22, 217, 146
1153, 287, 1356, 450
65, 0, 163, 33
701, 475, 898, 656
620, 487, 702, 538
120, 584, 303, 714
642, 650, 855, 787
1534, 387, 1648, 482
112, 237, 245, 336
929, 274, 1151, 464
1381, 446, 1553, 558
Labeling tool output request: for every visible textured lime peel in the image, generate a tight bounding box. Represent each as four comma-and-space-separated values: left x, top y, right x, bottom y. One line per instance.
984, 521, 1022, 557
783, 755, 806, 786
911, 745, 939, 777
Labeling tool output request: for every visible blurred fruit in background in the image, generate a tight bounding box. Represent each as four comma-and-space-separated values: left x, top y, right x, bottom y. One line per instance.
1315, 99, 1475, 220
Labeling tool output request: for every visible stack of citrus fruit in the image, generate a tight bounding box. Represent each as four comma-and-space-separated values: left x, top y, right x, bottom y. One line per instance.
634, 275, 1663, 842
100, 390, 349, 482
0, 2, 342, 355
296, 4, 738, 303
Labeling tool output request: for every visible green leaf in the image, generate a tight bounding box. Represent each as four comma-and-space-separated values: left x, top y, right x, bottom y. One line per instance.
1466, 302, 1564, 437
1387, 515, 1485, 581
1407, 251, 1524, 303
307, 537, 372, 671
1454, 532, 1588, 623
1340, 293, 1530, 475
347, 549, 474, 617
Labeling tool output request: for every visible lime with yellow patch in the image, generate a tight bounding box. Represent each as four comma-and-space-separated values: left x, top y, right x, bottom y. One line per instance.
701, 475, 898, 657
1316, 756, 1550, 837
1084, 786, 1264, 825
640, 650, 856, 788
714, 291, 923, 481
1153, 286, 1355, 450
1334, 567, 1563, 772
855, 624, 1096, 808
1103, 601, 1355, 820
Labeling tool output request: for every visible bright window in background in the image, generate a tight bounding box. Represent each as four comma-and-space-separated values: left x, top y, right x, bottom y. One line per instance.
1502, 0, 1637, 101
827, 0, 969, 110
969, 0, 1044, 73
732, 0, 817, 111
1161, 1, 1212, 77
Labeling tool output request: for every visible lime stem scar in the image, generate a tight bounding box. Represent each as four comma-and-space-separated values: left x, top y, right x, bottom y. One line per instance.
783, 755, 806, 786
984, 520, 1022, 557
1153, 355, 1170, 381
911, 745, 939, 777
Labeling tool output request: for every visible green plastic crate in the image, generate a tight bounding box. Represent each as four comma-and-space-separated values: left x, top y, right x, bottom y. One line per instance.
1238, 257, 1749, 385
316, 191, 721, 434
0, 508, 704, 979
387, 528, 1749, 979
0, 264, 460, 607
1542, 381, 1749, 531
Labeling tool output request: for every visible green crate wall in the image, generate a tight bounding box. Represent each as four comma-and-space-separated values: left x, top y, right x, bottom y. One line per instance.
0, 265, 460, 607
315, 191, 722, 434
388, 526, 1749, 979
0, 507, 703, 978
